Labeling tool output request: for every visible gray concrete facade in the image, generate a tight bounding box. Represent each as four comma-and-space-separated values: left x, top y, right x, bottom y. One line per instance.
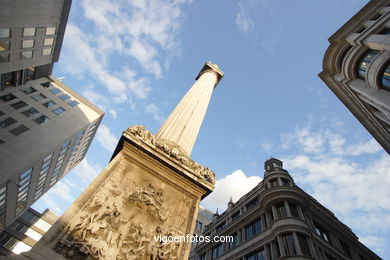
194, 158, 381, 260
319, 0, 390, 155
0, 75, 104, 231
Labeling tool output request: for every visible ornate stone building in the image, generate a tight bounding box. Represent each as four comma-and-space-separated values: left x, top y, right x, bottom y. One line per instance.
194, 158, 381, 260
319, 0, 390, 155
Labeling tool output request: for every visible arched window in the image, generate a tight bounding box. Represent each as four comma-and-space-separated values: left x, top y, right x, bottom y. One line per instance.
380, 62, 390, 91
357, 50, 379, 80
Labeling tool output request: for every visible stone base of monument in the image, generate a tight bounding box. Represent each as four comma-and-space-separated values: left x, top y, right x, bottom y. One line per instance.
4, 126, 215, 260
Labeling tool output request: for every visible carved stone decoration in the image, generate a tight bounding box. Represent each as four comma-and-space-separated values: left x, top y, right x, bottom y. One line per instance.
54, 179, 182, 260
126, 125, 216, 185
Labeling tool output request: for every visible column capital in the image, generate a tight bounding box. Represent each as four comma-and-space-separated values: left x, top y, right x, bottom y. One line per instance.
195, 61, 224, 87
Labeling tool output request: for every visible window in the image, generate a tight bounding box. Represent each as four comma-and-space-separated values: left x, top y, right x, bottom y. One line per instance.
245, 219, 262, 240
281, 178, 290, 186
22, 107, 39, 117
211, 244, 223, 259
380, 62, 390, 91
246, 198, 258, 210
276, 202, 287, 218
0, 117, 17, 128
230, 232, 239, 249
0, 28, 10, 38
0, 93, 17, 102
53, 107, 65, 115
43, 100, 56, 108
42, 48, 52, 56
49, 87, 61, 94
199, 253, 206, 260
289, 202, 299, 218
68, 100, 79, 107
45, 27, 56, 35
231, 211, 240, 221
44, 38, 54, 46
281, 233, 297, 256
270, 178, 278, 187
357, 50, 379, 80
0, 53, 9, 62
216, 221, 225, 231
21, 51, 33, 59
11, 100, 28, 110
314, 222, 330, 242
21, 86, 36, 95
31, 93, 46, 102
34, 115, 49, 124
23, 28, 35, 37
59, 94, 70, 101
22, 40, 34, 49
297, 234, 311, 256
10, 125, 29, 136
195, 221, 203, 231
246, 248, 266, 260
0, 40, 9, 51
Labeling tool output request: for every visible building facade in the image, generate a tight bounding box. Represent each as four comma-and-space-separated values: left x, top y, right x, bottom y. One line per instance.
194, 158, 381, 260
0, 0, 72, 89
189, 206, 215, 260
0, 75, 104, 231
319, 0, 390, 155
0, 0, 105, 231
0, 207, 58, 257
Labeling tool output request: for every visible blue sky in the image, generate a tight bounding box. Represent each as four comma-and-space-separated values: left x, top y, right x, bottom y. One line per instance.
32, 0, 390, 258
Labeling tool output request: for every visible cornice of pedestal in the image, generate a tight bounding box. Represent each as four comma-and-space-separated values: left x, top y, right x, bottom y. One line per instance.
195, 61, 224, 87
112, 125, 215, 197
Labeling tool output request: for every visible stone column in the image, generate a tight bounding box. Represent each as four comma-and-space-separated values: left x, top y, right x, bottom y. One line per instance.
156, 62, 224, 156
8, 62, 223, 260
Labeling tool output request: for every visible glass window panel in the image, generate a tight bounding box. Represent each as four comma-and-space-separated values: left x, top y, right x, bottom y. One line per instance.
21, 107, 39, 117
282, 233, 297, 256
43, 153, 53, 162
45, 27, 56, 36
0, 117, 17, 128
42, 48, 52, 56
22, 40, 34, 49
0, 186, 5, 194
11, 100, 28, 110
0, 53, 9, 62
0, 93, 17, 102
21, 86, 36, 95
44, 38, 54, 46
31, 93, 46, 102
43, 100, 56, 108
298, 234, 311, 256
9, 124, 29, 136
23, 28, 35, 37
381, 63, 390, 91
59, 94, 70, 101
20, 211, 39, 224
53, 107, 65, 115
21, 51, 33, 59
0, 28, 10, 38
34, 115, 49, 124
0, 40, 9, 51
49, 87, 61, 95
20, 168, 32, 179
357, 50, 379, 80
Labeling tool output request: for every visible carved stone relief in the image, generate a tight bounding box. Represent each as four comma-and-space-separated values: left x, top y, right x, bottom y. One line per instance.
54, 176, 187, 260
126, 125, 216, 185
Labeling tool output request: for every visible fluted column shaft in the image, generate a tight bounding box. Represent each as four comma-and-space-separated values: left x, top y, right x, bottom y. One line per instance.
156, 63, 223, 156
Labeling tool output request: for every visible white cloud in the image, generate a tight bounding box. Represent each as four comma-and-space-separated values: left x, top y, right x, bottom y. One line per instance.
236, 1, 254, 33
58, 0, 191, 114
145, 103, 164, 123
278, 118, 390, 256
42, 180, 75, 205
201, 170, 261, 212
96, 124, 118, 153
346, 138, 382, 156
42, 196, 62, 215
71, 159, 102, 184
